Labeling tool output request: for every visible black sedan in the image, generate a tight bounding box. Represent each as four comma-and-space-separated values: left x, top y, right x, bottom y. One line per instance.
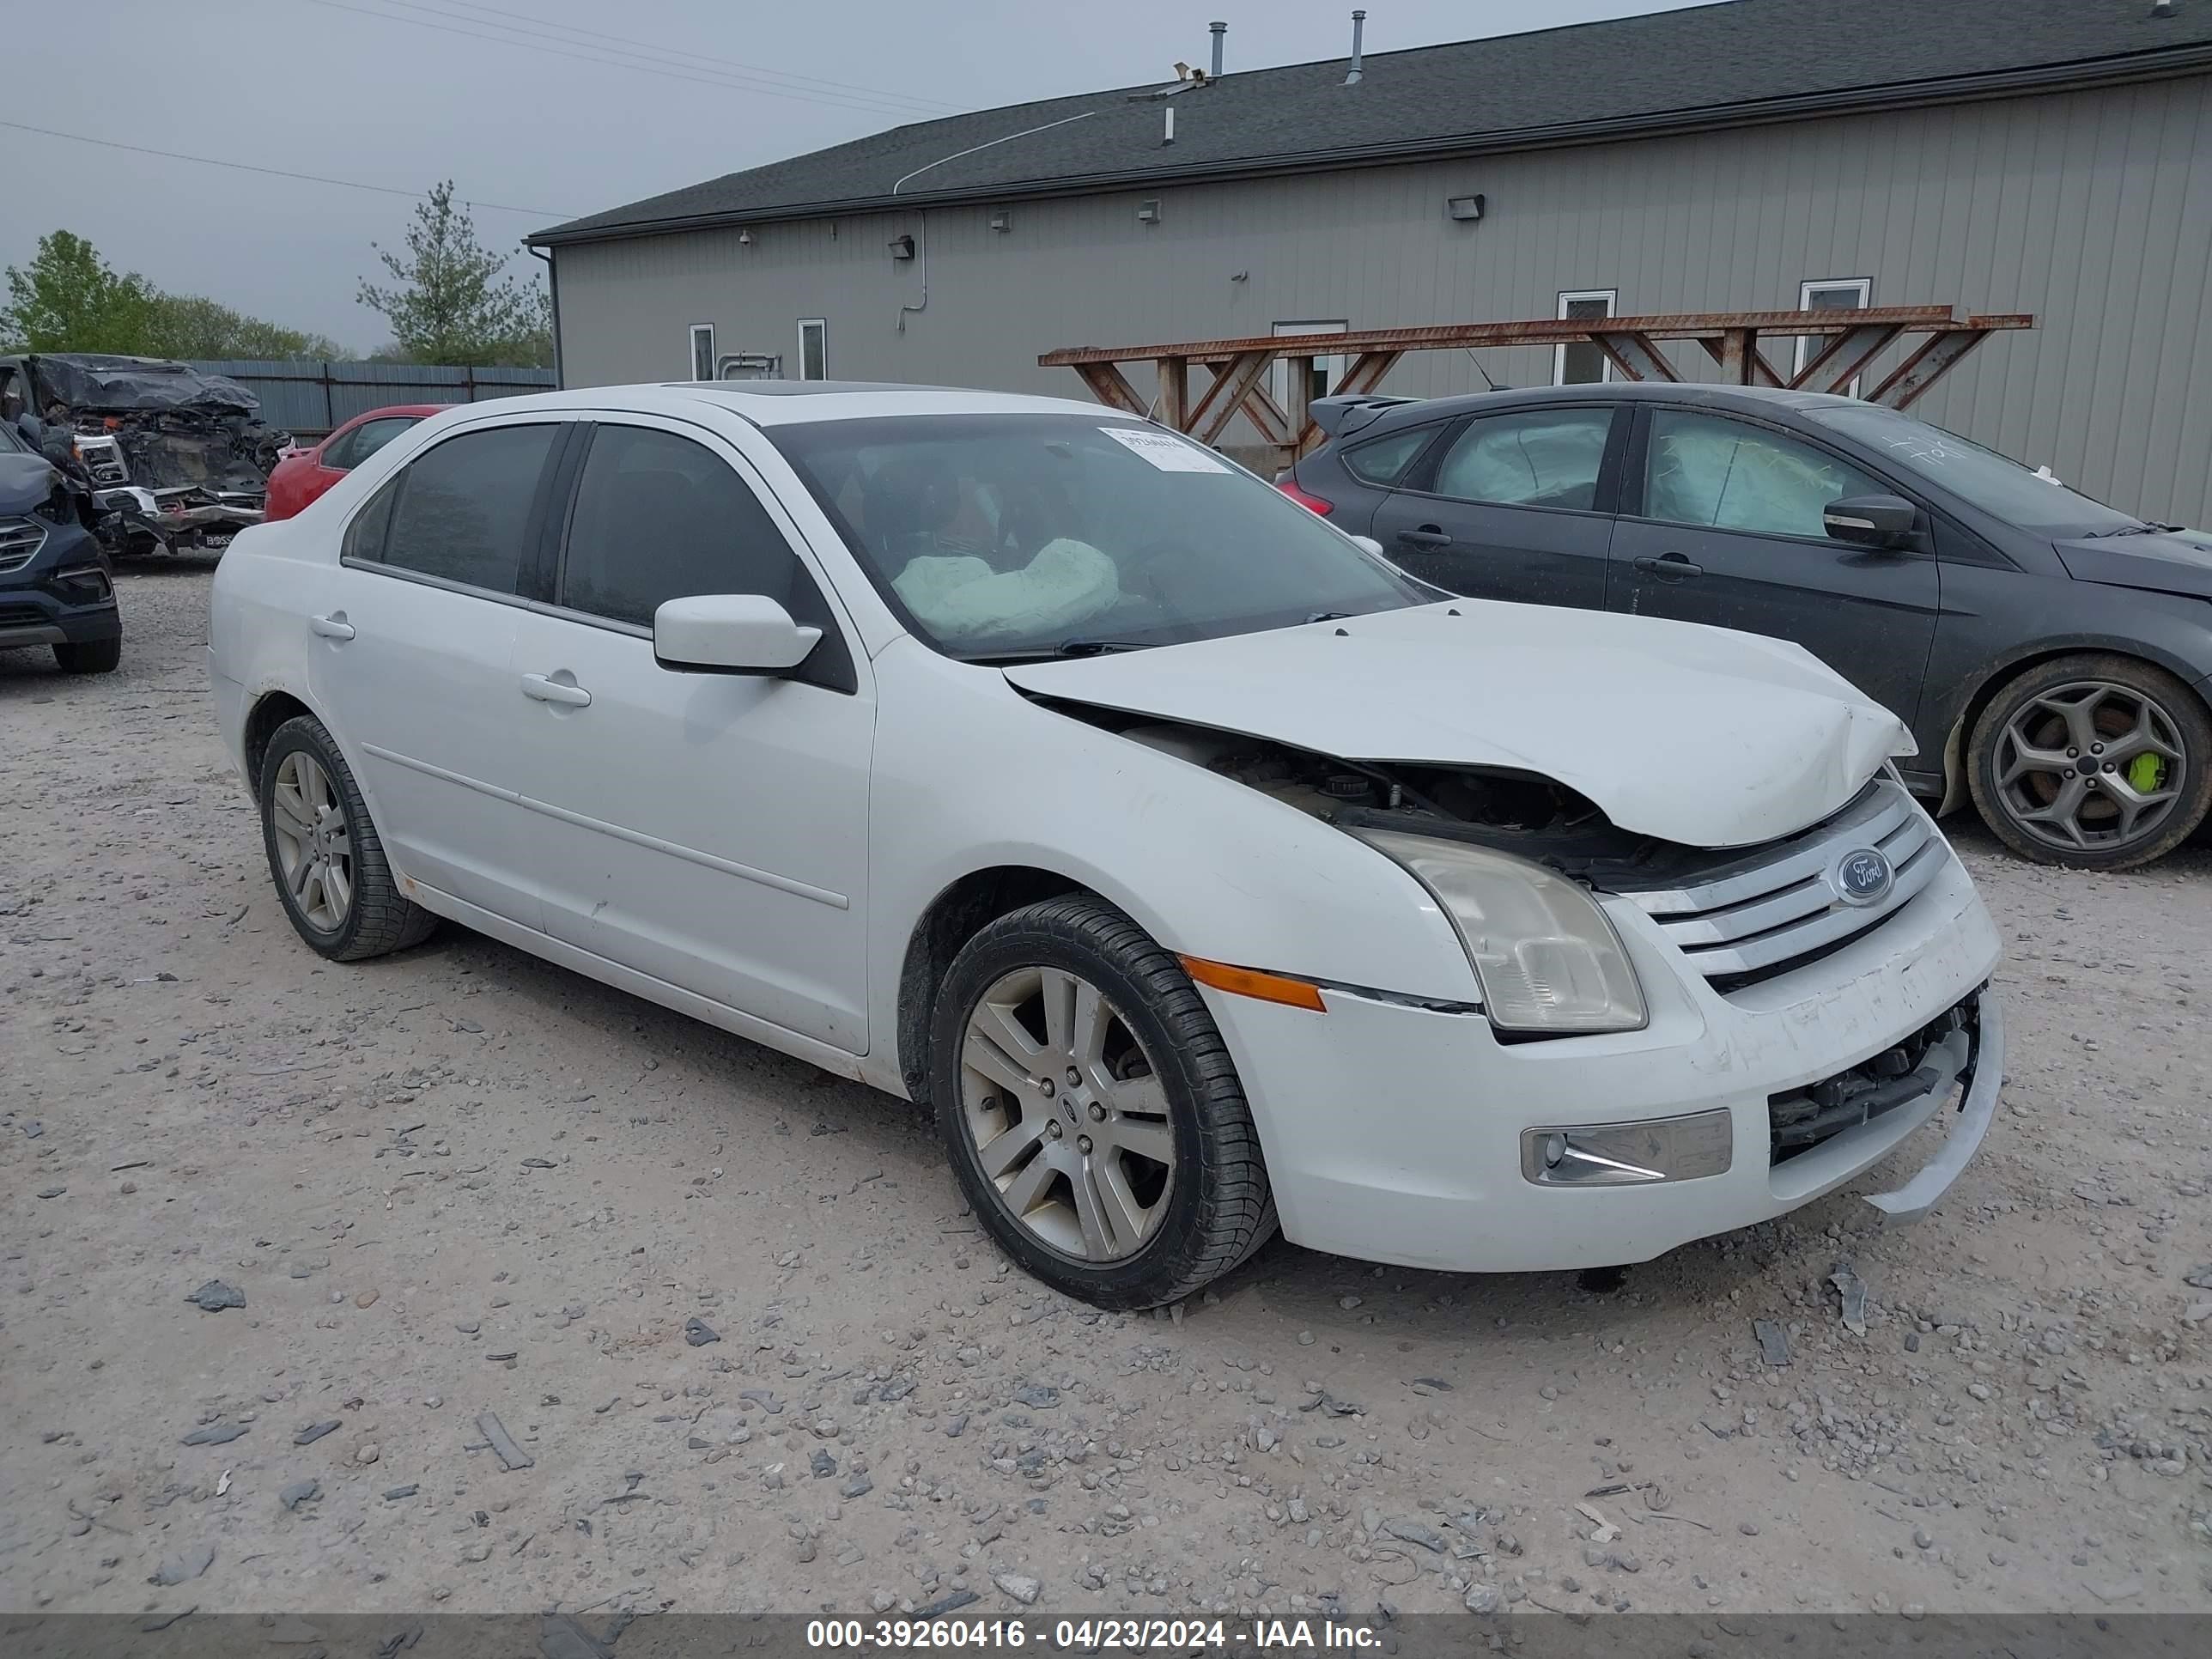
0, 418, 121, 674
1281, 383, 2212, 871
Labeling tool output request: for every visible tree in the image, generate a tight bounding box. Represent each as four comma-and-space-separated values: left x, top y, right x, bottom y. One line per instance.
138, 295, 348, 361
3, 228, 349, 359
356, 181, 551, 368
1, 230, 158, 353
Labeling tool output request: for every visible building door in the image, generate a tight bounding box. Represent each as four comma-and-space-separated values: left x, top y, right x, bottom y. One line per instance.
1271, 320, 1346, 427
1796, 278, 1873, 395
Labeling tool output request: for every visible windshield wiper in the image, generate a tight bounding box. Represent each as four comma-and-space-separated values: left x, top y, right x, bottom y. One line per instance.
1304, 611, 1352, 623
1048, 638, 1158, 658
960, 637, 1158, 665
2081, 522, 2184, 538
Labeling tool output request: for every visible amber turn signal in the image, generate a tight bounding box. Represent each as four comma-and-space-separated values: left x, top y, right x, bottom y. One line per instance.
1178, 955, 1328, 1012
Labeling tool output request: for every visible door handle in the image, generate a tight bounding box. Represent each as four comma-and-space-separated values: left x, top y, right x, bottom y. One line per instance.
520, 672, 592, 708
308, 613, 355, 640
1632, 554, 1704, 581
1395, 526, 1453, 549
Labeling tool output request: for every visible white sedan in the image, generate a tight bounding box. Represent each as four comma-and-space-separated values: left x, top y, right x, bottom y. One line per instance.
209, 382, 2003, 1308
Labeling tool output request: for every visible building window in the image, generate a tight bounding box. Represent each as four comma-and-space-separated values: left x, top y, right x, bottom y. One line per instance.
1555, 290, 1617, 386
1270, 320, 1347, 417
798, 319, 827, 382
1796, 277, 1872, 395
690, 324, 716, 382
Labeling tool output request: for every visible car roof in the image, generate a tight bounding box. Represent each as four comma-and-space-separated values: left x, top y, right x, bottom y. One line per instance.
1341, 380, 1863, 441
435, 380, 1123, 429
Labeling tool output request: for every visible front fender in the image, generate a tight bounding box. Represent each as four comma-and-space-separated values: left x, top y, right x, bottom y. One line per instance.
865, 639, 1483, 1091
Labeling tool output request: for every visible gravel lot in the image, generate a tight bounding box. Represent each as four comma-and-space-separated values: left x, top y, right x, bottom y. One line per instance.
3, 565, 2209, 1622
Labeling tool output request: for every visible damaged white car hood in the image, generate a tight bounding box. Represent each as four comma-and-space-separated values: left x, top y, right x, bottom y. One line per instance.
1003, 600, 1912, 849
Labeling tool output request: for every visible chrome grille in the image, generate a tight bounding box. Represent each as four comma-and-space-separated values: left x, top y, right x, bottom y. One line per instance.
0, 516, 47, 574
1616, 777, 1946, 988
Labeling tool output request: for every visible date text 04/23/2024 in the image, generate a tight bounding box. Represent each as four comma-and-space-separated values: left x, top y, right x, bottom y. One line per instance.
804, 1618, 1382, 1650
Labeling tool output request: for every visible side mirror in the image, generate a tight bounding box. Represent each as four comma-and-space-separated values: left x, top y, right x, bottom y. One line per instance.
1348, 534, 1386, 557
1824, 494, 1918, 550
653, 593, 822, 675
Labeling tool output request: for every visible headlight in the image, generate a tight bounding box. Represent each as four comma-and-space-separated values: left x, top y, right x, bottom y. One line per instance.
1351, 829, 1648, 1034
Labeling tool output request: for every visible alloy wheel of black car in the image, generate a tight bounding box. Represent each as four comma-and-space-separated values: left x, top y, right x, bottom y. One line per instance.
1969, 653, 2212, 870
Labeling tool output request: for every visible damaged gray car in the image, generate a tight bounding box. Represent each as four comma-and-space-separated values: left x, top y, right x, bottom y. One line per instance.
0, 354, 289, 556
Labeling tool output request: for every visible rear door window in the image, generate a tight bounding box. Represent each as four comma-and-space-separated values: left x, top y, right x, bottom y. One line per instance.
380, 423, 561, 595
1342, 425, 1439, 486
1429, 408, 1615, 511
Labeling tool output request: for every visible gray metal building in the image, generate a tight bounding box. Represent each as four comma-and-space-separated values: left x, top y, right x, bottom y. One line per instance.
532, 0, 2212, 525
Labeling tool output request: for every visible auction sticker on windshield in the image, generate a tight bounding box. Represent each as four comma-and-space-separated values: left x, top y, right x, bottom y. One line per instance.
1101, 426, 1230, 472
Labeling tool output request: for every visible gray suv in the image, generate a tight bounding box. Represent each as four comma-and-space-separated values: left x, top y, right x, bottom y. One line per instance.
1282, 383, 2212, 871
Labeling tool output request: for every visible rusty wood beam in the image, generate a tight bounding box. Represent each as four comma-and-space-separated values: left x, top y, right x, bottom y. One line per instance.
1155, 357, 1188, 428
1190, 351, 1276, 444
1239, 384, 1293, 450
1039, 307, 1967, 366
1695, 329, 1782, 386
1868, 329, 1993, 410
1071, 361, 1149, 416
1333, 350, 1401, 396
1284, 356, 1315, 452
1790, 323, 1905, 395
1594, 331, 1680, 384
1701, 330, 1749, 385
1696, 331, 1784, 387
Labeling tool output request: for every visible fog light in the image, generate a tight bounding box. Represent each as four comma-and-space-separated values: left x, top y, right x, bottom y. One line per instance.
56, 565, 113, 602
1520, 1109, 1733, 1187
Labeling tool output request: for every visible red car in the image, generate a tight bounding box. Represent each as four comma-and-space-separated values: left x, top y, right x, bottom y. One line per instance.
263, 404, 447, 521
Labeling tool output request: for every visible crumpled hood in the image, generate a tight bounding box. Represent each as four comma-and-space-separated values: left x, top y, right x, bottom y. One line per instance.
2054, 528, 2212, 601
1004, 601, 1912, 848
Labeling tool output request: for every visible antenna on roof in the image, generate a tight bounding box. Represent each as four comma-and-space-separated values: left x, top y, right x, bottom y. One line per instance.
1344, 9, 1366, 85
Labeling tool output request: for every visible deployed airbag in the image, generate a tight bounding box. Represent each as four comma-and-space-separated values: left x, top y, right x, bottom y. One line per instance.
893, 538, 1121, 639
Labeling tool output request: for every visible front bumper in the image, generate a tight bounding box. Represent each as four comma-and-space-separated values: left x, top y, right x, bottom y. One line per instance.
0, 538, 120, 651
1199, 848, 2003, 1273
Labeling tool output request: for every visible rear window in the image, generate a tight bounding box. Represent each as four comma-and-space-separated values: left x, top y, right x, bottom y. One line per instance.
325, 415, 421, 471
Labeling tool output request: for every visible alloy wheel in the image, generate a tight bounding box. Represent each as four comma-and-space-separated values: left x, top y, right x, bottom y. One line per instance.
1990, 678, 2186, 854
957, 965, 1176, 1264
270, 750, 355, 931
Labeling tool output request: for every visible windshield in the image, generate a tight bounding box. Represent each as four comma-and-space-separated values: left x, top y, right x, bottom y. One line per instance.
1804, 403, 2142, 536
768, 414, 1425, 659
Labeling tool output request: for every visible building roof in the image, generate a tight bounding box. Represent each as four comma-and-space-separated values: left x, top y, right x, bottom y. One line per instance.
534, 0, 2212, 247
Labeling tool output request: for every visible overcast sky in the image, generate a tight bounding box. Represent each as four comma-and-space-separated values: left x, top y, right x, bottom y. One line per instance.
6, 0, 1709, 353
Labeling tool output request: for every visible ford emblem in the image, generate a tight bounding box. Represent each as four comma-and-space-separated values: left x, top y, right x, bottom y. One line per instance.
1832, 848, 1894, 908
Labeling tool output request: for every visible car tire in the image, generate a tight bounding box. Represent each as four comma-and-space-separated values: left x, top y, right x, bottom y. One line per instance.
929, 896, 1277, 1310
258, 714, 437, 961
1967, 653, 2212, 871
52, 636, 121, 674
